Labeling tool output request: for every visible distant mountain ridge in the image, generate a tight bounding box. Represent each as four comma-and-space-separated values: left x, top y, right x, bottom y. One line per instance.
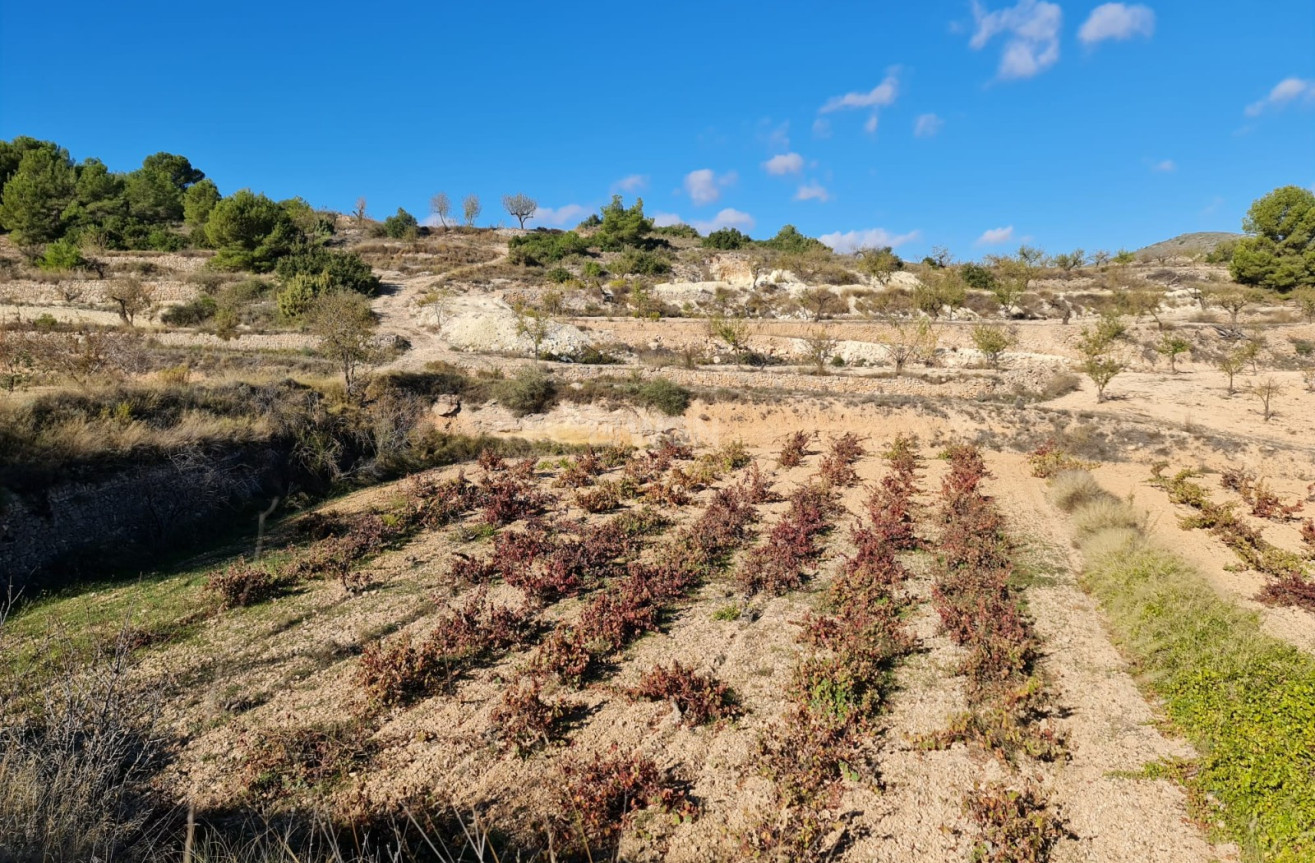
1136, 231, 1242, 260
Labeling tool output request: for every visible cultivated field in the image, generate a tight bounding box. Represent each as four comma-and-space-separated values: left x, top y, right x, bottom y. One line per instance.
2, 223, 1314, 862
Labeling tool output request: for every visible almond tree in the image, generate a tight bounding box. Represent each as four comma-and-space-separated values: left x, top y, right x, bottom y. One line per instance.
430, 192, 450, 229
1077, 325, 1124, 402
1155, 333, 1191, 373
502, 193, 537, 229
462, 194, 481, 227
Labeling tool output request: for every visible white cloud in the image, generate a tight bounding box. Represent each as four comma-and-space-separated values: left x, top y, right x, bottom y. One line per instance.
970, 0, 1062, 80
1078, 3, 1156, 44
1152, 159, 1176, 172
976, 225, 1015, 245
812, 118, 833, 139
763, 153, 804, 175
1245, 77, 1315, 116
794, 183, 831, 203
819, 228, 921, 254
535, 204, 591, 227
683, 168, 737, 205
864, 115, 880, 134
652, 212, 684, 228
610, 174, 648, 193
914, 113, 945, 137
820, 69, 901, 113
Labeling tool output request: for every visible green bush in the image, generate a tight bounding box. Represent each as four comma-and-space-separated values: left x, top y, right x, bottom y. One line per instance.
653, 223, 700, 240
702, 227, 752, 250
761, 224, 825, 254
546, 267, 572, 283
497, 366, 557, 416
37, 239, 86, 272
613, 249, 671, 276
274, 247, 379, 295
593, 195, 653, 251
960, 263, 998, 291
160, 295, 218, 326
634, 378, 690, 416
581, 261, 605, 279
508, 231, 590, 266
382, 207, 419, 240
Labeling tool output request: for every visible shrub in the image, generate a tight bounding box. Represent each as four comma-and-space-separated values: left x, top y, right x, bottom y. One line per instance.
545, 266, 571, 283
777, 430, 812, 467
653, 223, 700, 239
702, 227, 751, 249
1027, 439, 1096, 479
241, 721, 375, 802
629, 661, 740, 726
160, 294, 218, 326
552, 747, 691, 855
37, 239, 86, 272
490, 676, 569, 756
496, 366, 556, 416
634, 377, 690, 416
575, 481, 621, 513
205, 559, 284, 609
1047, 470, 1110, 514
965, 783, 1066, 863
507, 231, 589, 266
381, 207, 418, 239
613, 248, 671, 276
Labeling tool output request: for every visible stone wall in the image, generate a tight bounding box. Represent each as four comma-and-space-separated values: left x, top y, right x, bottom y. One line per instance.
0, 444, 288, 592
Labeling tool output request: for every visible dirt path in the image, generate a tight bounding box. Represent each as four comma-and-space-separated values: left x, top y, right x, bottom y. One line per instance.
994, 457, 1235, 862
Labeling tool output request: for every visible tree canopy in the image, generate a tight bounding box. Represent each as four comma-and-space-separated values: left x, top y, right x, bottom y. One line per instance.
1231, 185, 1315, 292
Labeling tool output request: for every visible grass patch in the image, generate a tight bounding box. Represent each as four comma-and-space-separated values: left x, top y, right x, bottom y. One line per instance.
1070, 489, 1315, 861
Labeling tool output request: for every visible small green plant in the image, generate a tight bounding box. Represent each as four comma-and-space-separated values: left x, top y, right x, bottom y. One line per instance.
713, 604, 742, 621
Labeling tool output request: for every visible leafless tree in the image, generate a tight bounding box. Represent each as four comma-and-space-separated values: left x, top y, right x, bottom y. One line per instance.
353, 197, 368, 224
462, 195, 482, 227
502, 193, 537, 229
430, 192, 451, 229
105, 278, 154, 326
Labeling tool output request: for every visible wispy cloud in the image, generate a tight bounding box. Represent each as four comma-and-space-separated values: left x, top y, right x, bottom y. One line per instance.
976, 225, 1015, 245
1078, 3, 1156, 45
819, 69, 900, 135
812, 118, 832, 139
610, 174, 648, 193
969, 0, 1062, 80
1151, 159, 1176, 172
819, 227, 920, 254
914, 113, 945, 137
763, 153, 804, 175
652, 212, 684, 228
794, 183, 831, 203
1245, 77, 1315, 116
819, 69, 901, 113
757, 119, 791, 152
683, 169, 737, 205
535, 204, 592, 227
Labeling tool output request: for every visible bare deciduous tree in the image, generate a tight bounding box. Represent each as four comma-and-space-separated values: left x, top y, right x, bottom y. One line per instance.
502, 193, 537, 229
105, 278, 154, 326
885, 318, 937, 375
430, 192, 450, 229
801, 327, 838, 374
462, 195, 481, 228
353, 197, 368, 224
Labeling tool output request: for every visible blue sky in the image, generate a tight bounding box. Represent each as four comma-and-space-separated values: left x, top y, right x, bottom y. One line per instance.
2, 0, 1312, 259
